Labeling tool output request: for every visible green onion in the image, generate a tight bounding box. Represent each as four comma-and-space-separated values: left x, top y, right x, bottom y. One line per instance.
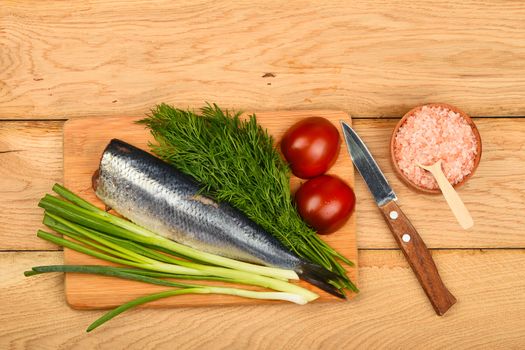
87, 288, 306, 332
25, 265, 308, 332
41, 189, 298, 281
37, 227, 317, 301
25, 265, 308, 304
86, 286, 305, 332
28, 185, 324, 331
39, 195, 318, 300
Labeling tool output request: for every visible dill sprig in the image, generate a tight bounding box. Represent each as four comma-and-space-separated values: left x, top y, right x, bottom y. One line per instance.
138, 103, 356, 292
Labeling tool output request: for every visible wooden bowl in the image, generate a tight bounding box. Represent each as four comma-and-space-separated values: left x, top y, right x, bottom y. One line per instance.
390, 103, 482, 194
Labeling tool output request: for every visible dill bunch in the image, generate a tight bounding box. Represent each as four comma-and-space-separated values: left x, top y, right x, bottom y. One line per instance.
138, 103, 357, 292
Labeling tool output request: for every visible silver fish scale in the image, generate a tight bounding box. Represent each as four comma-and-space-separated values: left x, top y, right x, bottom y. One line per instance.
94, 139, 302, 270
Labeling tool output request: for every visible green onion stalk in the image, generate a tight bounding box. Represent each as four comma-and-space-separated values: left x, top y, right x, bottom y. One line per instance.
39, 185, 317, 299
27, 184, 321, 331
25, 265, 307, 332
49, 184, 297, 281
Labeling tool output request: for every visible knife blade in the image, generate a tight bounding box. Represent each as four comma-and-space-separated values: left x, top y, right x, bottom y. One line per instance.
340, 122, 397, 206
340, 121, 457, 316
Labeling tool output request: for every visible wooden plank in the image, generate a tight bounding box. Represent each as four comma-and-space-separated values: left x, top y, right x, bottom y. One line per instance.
0, 121, 62, 250
62, 110, 357, 307
1, 118, 524, 251
3, 250, 524, 349
1, 0, 525, 119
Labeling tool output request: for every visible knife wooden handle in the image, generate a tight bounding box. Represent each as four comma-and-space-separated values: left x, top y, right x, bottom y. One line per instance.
379, 200, 457, 316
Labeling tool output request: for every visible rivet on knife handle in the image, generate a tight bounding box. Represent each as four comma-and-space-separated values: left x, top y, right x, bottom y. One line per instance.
379, 201, 457, 315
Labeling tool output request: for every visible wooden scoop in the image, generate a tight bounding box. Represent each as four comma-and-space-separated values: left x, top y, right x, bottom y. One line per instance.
417, 160, 474, 229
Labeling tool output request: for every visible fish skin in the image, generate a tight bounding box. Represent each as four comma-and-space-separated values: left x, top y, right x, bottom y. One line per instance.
93, 139, 304, 269
93, 139, 345, 299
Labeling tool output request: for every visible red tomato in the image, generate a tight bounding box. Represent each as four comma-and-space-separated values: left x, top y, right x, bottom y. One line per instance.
281, 117, 340, 179
295, 175, 356, 234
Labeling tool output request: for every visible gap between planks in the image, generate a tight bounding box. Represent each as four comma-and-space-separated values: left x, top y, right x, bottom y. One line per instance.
3, 247, 525, 253
1, 115, 525, 122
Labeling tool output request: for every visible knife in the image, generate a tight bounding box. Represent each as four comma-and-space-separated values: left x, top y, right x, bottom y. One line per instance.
340, 121, 457, 316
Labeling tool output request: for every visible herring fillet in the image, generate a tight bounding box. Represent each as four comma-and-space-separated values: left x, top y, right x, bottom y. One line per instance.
92, 139, 345, 298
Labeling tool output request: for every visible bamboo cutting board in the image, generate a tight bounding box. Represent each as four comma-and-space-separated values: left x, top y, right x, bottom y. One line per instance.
63, 110, 357, 309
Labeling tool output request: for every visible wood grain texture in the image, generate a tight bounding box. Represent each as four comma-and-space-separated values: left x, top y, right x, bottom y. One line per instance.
0, 121, 62, 250
3, 250, 524, 349
2, 1, 524, 346
62, 111, 357, 307
2, 118, 524, 251
2, 0, 525, 119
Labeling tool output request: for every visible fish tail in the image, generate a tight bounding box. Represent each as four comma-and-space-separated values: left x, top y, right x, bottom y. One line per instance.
297, 262, 346, 299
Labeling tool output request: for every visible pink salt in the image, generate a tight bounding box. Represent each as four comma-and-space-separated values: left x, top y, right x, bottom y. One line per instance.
393, 106, 478, 190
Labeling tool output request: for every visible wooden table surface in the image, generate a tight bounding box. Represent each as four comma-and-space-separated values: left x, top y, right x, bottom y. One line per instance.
1, 1, 524, 349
